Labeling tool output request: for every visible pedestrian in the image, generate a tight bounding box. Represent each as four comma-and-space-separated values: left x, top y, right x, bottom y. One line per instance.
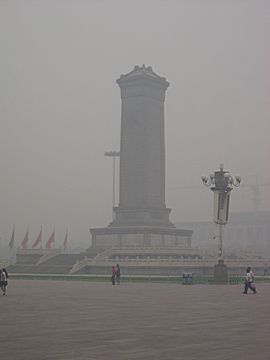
243, 267, 257, 294
115, 264, 121, 285
0, 268, 8, 296
3, 268, 8, 279
263, 263, 268, 276
111, 265, 116, 285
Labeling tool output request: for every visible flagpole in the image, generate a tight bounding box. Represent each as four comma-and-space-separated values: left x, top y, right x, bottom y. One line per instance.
9, 245, 12, 262
63, 227, 68, 253
21, 225, 29, 250
40, 225, 42, 250
32, 226, 42, 250
45, 227, 55, 253
26, 224, 29, 250
9, 225, 15, 263
27, 224, 29, 249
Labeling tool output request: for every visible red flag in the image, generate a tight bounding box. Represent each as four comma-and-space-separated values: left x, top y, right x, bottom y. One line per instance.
32, 228, 42, 249
45, 229, 55, 249
9, 225, 15, 249
63, 230, 68, 251
21, 227, 29, 249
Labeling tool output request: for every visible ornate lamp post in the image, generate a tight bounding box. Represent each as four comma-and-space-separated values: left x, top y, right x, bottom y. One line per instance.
202, 164, 241, 283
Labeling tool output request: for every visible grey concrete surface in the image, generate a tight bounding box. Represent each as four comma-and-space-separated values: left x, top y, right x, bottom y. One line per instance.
0, 280, 269, 360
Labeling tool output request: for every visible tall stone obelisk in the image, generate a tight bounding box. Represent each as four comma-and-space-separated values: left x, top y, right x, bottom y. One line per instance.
112, 64, 172, 227
90, 65, 192, 251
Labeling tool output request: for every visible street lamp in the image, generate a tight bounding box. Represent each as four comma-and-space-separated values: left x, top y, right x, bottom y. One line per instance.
104, 150, 120, 221
202, 164, 241, 283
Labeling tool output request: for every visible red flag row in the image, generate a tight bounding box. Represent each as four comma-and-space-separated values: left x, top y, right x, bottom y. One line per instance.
8, 226, 68, 250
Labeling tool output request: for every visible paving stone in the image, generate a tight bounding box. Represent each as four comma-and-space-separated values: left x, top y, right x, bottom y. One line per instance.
0, 280, 269, 360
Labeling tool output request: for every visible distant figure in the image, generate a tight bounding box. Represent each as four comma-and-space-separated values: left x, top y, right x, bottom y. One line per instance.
111, 266, 116, 285
3, 268, 8, 279
0, 268, 8, 296
243, 267, 257, 294
115, 264, 121, 285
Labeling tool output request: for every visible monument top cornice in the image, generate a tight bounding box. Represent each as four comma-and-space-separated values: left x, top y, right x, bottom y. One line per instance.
117, 64, 169, 89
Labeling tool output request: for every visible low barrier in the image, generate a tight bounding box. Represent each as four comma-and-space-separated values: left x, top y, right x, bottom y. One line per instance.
9, 273, 270, 284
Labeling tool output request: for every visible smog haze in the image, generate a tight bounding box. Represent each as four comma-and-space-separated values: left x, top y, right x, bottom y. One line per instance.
1, 0, 270, 251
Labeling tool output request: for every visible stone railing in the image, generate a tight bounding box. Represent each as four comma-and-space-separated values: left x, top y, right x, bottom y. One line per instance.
16, 248, 45, 255
82, 257, 270, 268
69, 256, 269, 274
87, 258, 214, 267
107, 246, 200, 255
0, 259, 11, 268
93, 247, 117, 260
69, 257, 89, 274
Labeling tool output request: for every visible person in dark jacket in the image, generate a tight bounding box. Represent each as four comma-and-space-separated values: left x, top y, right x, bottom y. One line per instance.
115, 264, 121, 285
111, 266, 116, 285
0, 268, 8, 295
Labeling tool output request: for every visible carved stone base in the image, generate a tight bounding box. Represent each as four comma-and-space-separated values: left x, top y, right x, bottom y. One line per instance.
213, 259, 228, 284
89, 225, 192, 252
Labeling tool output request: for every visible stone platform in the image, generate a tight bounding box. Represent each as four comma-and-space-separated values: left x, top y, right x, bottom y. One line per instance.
1, 280, 269, 359
90, 225, 193, 251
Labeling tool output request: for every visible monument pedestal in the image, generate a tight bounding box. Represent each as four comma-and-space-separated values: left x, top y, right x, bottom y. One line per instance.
90, 225, 192, 252
213, 259, 228, 284
87, 225, 200, 262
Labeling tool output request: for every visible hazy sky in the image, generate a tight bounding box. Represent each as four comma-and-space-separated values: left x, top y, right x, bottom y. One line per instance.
1, 0, 270, 251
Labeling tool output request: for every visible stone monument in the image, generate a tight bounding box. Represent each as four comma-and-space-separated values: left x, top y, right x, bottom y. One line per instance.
89, 65, 197, 265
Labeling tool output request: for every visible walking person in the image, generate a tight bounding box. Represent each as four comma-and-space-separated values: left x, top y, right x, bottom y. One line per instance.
263, 263, 268, 276
111, 265, 116, 285
0, 268, 8, 296
243, 267, 257, 294
115, 264, 121, 285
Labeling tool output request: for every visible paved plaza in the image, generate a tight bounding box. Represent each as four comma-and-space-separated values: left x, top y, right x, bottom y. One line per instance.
0, 280, 269, 360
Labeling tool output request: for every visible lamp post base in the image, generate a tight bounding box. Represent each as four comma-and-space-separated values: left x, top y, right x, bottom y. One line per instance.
213, 259, 228, 284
